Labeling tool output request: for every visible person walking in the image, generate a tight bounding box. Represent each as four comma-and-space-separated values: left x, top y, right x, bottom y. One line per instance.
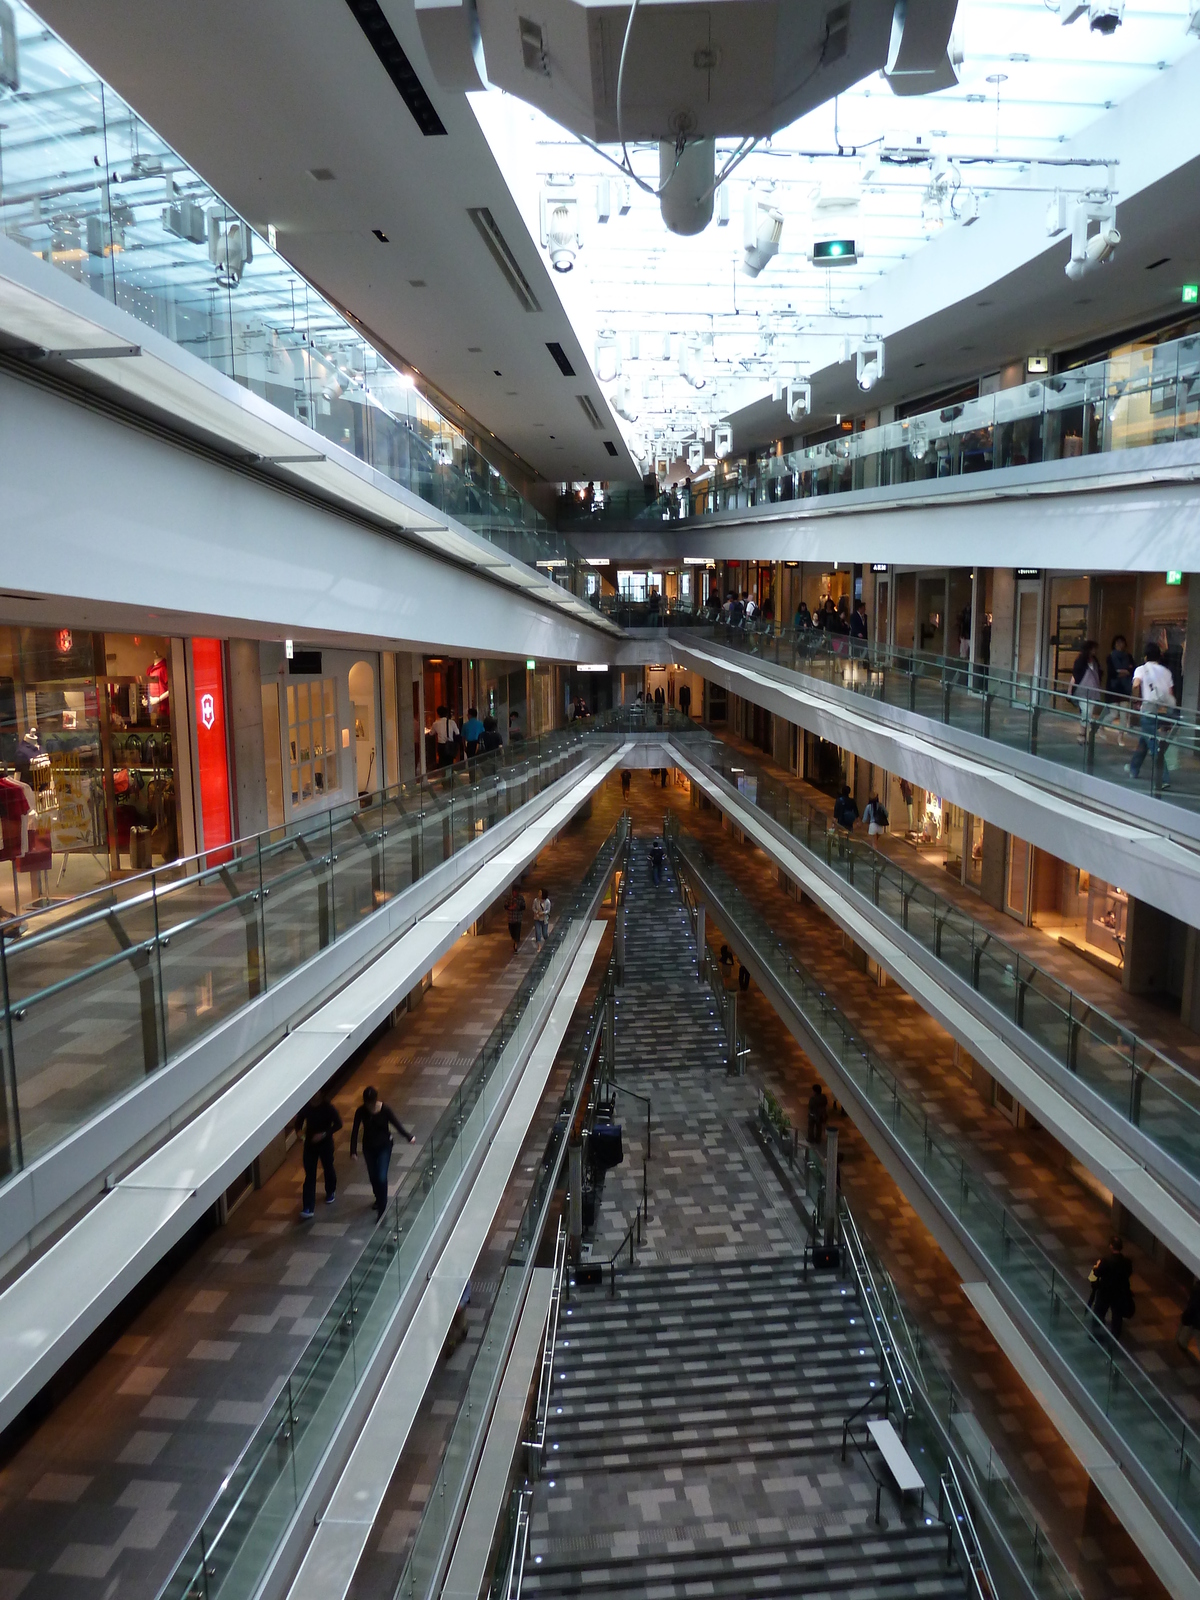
532, 886, 551, 947
863, 792, 889, 836
480, 714, 503, 753
462, 705, 485, 759
350, 1086, 414, 1220
794, 600, 812, 631
850, 598, 869, 642
1178, 1280, 1200, 1356
833, 784, 859, 831
806, 1084, 829, 1146
432, 704, 460, 768
295, 1087, 343, 1218
621, 768, 631, 800
650, 838, 665, 886
679, 683, 692, 717
1127, 642, 1175, 786
1070, 640, 1102, 744
505, 883, 526, 951
1090, 1235, 1135, 1338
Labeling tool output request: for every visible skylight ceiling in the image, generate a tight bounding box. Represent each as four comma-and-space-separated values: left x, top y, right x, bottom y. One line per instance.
471, 0, 1199, 468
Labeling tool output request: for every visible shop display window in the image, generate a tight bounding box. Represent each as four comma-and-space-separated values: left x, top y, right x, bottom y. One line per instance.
966, 815, 985, 889
287, 678, 338, 808
0, 627, 184, 914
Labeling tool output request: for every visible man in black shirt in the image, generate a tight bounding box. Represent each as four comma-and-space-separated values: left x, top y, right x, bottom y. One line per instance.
351, 1086, 415, 1219
295, 1087, 343, 1218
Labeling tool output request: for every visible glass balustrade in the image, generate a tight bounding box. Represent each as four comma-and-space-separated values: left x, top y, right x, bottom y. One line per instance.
566, 331, 1200, 530
155, 819, 625, 1600
758, 1080, 1080, 1598
667, 818, 1200, 1543
0, 729, 604, 1184
681, 737, 1200, 1186
0, 0, 581, 584
396, 961, 613, 1600
683, 620, 1200, 815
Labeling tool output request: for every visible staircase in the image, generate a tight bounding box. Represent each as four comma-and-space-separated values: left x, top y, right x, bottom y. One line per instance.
526, 1256, 964, 1599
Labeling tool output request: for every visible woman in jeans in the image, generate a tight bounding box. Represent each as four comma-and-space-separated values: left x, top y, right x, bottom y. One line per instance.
532, 887, 551, 947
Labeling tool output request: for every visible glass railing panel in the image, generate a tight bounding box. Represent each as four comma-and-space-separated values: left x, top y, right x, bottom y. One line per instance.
669, 819, 1200, 1535
6, 942, 157, 1164
158, 886, 264, 1064
1, 1, 580, 580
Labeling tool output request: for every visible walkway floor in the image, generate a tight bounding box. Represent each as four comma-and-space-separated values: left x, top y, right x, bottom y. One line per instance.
0, 785, 624, 1600
712, 726, 1200, 1078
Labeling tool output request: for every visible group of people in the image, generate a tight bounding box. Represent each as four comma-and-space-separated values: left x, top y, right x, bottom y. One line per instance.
710, 592, 775, 628
503, 882, 551, 952
429, 704, 506, 768
1068, 635, 1179, 787
294, 1083, 415, 1221
792, 597, 870, 642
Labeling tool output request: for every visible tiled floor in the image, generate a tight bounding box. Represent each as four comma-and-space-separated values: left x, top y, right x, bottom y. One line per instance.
0, 787, 624, 1600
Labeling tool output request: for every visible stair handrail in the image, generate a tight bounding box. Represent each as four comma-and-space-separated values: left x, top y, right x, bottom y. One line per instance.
942, 1456, 1000, 1600
841, 1202, 917, 1431
525, 1219, 568, 1462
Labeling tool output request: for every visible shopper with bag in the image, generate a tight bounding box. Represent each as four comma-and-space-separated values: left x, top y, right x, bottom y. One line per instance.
1127, 643, 1175, 787
863, 793, 889, 837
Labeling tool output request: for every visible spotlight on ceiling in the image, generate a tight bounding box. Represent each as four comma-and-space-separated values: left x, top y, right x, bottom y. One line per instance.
743, 193, 784, 277
594, 329, 621, 384
680, 334, 707, 390
785, 381, 812, 423
660, 139, 716, 236
856, 339, 885, 393
687, 440, 705, 473
1065, 198, 1119, 279
613, 372, 639, 422
1190, 0, 1200, 33
540, 180, 581, 272
907, 421, 929, 461
714, 423, 733, 459
1088, 0, 1123, 30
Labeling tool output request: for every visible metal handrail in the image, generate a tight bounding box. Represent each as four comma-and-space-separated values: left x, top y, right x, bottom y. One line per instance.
942, 1457, 1000, 1600
841, 1204, 916, 1427
526, 1220, 568, 1460
677, 736, 1200, 1137
665, 816, 1200, 1529
154, 818, 629, 1600
502, 1489, 532, 1600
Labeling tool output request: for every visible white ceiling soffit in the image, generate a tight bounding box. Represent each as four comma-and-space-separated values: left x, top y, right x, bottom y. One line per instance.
467, 3, 1200, 459
0, 236, 617, 636
28, 0, 638, 485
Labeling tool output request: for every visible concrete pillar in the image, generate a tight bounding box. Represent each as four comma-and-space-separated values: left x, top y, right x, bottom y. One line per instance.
824, 1128, 839, 1247
980, 823, 1007, 912
1181, 927, 1200, 1034
226, 638, 269, 838
991, 567, 1016, 675
1123, 895, 1174, 999
1182, 577, 1200, 718
396, 652, 418, 784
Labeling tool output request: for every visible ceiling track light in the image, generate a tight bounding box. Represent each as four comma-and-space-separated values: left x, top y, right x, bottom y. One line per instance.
855, 339, 885, 392
743, 194, 784, 278
540, 181, 581, 272
594, 328, 621, 384
1065, 197, 1119, 279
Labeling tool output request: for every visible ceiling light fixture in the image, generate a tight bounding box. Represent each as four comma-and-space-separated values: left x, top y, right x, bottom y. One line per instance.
785, 380, 812, 423
680, 334, 707, 390
714, 423, 733, 458
856, 338, 885, 392
540, 180, 581, 272
743, 193, 784, 277
594, 329, 621, 383
1065, 197, 1120, 278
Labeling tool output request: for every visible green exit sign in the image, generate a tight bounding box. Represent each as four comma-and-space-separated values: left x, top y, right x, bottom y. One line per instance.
1183, 285, 1199, 305
1167, 570, 1183, 585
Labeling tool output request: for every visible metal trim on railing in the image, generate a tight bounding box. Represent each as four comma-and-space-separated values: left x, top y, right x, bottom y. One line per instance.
942, 1457, 1000, 1600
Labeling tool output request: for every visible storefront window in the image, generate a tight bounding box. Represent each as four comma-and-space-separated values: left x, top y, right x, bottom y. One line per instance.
966, 815, 985, 888
287, 678, 337, 808
0, 626, 186, 913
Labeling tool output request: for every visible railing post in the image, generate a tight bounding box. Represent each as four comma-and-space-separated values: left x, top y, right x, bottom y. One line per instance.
696, 903, 705, 979
0, 926, 24, 1171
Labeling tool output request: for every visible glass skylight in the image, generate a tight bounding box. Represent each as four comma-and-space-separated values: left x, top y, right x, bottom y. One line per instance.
471, 0, 1199, 466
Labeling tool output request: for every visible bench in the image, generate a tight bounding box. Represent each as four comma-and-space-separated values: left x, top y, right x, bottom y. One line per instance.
867, 1418, 926, 1510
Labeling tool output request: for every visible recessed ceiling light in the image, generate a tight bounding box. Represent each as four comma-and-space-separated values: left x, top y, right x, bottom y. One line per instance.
308, 167, 336, 181
372, 228, 389, 243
